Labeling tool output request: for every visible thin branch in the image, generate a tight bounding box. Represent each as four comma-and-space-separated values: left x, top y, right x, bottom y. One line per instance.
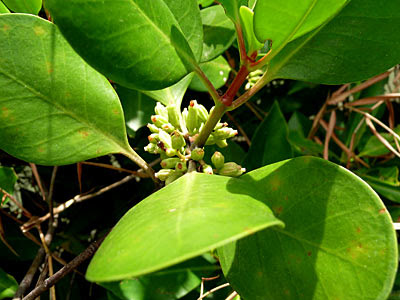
308, 101, 328, 139
197, 283, 230, 300
22, 237, 105, 300
323, 110, 336, 160
194, 67, 221, 104
29, 163, 47, 202
0, 188, 32, 218
48, 166, 58, 223
225, 292, 238, 300
245, 102, 264, 121
328, 71, 391, 105
21, 174, 136, 231
80, 161, 149, 177
365, 118, 400, 158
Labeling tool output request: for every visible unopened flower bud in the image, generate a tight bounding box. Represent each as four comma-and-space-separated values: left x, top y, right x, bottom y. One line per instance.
186, 100, 199, 134
151, 115, 168, 128
161, 123, 175, 133
144, 143, 157, 154
216, 139, 228, 148
165, 148, 177, 157
205, 134, 216, 145
171, 131, 186, 149
191, 148, 205, 161
155, 169, 174, 181
167, 104, 181, 128
218, 162, 245, 177
165, 171, 183, 185
211, 151, 225, 169
197, 104, 209, 123
175, 161, 187, 172
202, 164, 213, 175
148, 133, 159, 144
159, 130, 172, 149
155, 102, 168, 119
213, 127, 238, 140
214, 122, 227, 130
160, 158, 181, 169
147, 123, 159, 133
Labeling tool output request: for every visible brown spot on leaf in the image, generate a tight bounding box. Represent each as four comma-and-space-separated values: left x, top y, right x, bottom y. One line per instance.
307, 251, 312, 257
78, 130, 89, 138
112, 109, 120, 115
270, 176, 281, 191
38, 147, 44, 153
1, 107, 9, 118
356, 227, 361, 233
379, 208, 386, 214
46, 61, 53, 74
2, 24, 10, 32
284, 195, 288, 201
273, 206, 283, 215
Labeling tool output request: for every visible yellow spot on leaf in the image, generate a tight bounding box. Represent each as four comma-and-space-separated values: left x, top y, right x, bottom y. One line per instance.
34, 26, 45, 36
112, 109, 120, 115
2, 24, 10, 32
46, 61, 53, 74
1, 107, 9, 118
78, 130, 89, 138
38, 147, 44, 153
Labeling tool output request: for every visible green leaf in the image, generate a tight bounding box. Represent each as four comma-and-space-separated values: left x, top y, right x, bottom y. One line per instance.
2, 0, 41, 14
254, 0, 348, 57
86, 172, 283, 282
0, 14, 137, 166
189, 56, 230, 92
0, 2, 9, 13
198, 0, 214, 8
201, 5, 236, 62
0, 166, 17, 195
0, 268, 18, 299
117, 86, 155, 137
219, 157, 397, 300
100, 257, 214, 300
239, 6, 264, 55
242, 102, 293, 171
359, 126, 400, 157
218, 0, 247, 23
268, 0, 400, 84
142, 73, 194, 107
46, 0, 202, 91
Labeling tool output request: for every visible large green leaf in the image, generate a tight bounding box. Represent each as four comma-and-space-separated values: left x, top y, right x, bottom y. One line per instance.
242, 102, 293, 171
2, 0, 41, 14
268, 0, 400, 84
219, 157, 397, 300
86, 172, 283, 282
189, 55, 230, 92
254, 0, 348, 57
0, 14, 136, 166
0, 268, 17, 299
0, 166, 17, 195
200, 5, 235, 62
142, 73, 194, 107
218, 0, 247, 23
46, 0, 202, 90
0, 2, 9, 13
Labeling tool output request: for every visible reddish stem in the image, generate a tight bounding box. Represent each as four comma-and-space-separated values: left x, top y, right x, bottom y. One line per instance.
221, 65, 249, 106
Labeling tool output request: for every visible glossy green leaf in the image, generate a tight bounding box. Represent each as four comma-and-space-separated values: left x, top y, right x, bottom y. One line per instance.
242, 102, 293, 171
359, 126, 400, 157
46, 0, 203, 90
100, 257, 214, 300
268, 0, 400, 84
218, 0, 247, 23
0, 2, 9, 13
86, 172, 283, 282
201, 5, 235, 62
117, 86, 155, 137
2, 0, 41, 14
219, 157, 397, 300
0, 166, 17, 195
189, 56, 230, 92
0, 267, 17, 299
142, 73, 194, 107
254, 0, 348, 57
0, 14, 137, 166
239, 6, 263, 55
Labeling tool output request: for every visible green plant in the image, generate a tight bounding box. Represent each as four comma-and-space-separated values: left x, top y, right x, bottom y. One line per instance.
1, 0, 400, 299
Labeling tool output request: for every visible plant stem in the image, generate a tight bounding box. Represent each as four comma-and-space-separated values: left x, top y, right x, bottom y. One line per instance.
234, 23, 248, 63
122, 148, 159, 183
193, 102, 227, 148
194, 67, 221, 104
221, 65, 249, 106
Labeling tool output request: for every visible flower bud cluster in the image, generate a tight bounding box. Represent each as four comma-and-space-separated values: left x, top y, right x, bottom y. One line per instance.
245, 69, 264, 90
144, 101, 245, 184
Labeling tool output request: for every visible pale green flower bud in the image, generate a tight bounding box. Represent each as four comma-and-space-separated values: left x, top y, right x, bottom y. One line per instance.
211, 151, 225, 169
191, 148, 205, 161
197, 104, 209, 123
214, 122, 227, 130
186, 100, 199, 134
202, 164, 213, 175
144, 143, 157, 154
175, 161, 187, 172
213, 127, 238, 140
148, 133, 159, 144
160, 158, 181, 169
159, 130, 172, 149
161, 123, 175, 133
171, 131, 186, 149
216, 139, 228, 148
205, 134, 216, 145
167, 104, 181, 128
151, 115, 168, 128
218, 162, 246, 177
155, 169, 174, 181
165, 148, 177, 157
165, 171, 183, 185
155, 102, 168, 119
147, 123, 159, 133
